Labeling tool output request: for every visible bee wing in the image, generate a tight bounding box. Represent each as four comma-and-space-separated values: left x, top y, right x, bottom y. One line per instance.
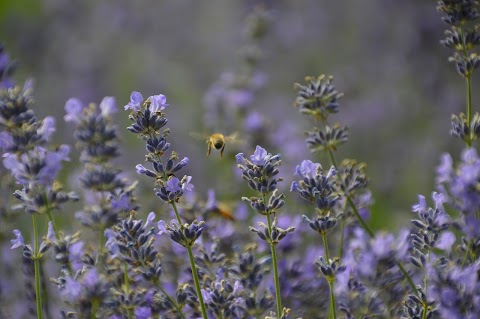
189, 132, 208, 141
224, 132, 246, 145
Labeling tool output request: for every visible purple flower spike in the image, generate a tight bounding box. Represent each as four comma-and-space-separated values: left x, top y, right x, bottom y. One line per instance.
125, 91, 143, 111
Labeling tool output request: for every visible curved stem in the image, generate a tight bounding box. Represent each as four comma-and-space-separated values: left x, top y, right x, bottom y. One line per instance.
397, 261, 418, 296
346, 196, 374, 237
171, 202, 208, 319
327, 146, 374, 238
154, 278, 187, 319
266, 213, 283, 318
327, 145, 419, 296
32, 214, 43, 319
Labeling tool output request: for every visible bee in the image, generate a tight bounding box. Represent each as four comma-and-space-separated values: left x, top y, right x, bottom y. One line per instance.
205, 204, 235, 221
191, 132, 244, 158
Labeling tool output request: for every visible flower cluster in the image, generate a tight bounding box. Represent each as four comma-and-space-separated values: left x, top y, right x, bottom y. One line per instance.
438, 0, 480, 146
126, 92, 193, 204
65, 97, 136, 231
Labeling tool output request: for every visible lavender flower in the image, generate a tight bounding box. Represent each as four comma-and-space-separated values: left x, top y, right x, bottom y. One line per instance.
67, 96, 136, 231
294, 75, 343, 121
3, 145, 70, 187
291, 160, 339, 214
236, 145, 282, 195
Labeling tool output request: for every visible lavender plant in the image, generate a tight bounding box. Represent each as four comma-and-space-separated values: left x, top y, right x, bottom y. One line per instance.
1, 71, 77, 318
125, 91, 208, 318
2, 1, 480, 319
236, 145, 294, 318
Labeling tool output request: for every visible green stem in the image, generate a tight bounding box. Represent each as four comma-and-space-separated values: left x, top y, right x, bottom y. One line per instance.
466, 75, 472, 147
346, 196, 374, 237
321, 233, 330, 261
338, 219, 345, 260
397, 261, 418, 296
171, 202, 208, 319
327, 279, 337, 319
266, 213, 283, 318
96, 229, 107, 267
91, 298, 99, 319
327, 146, 419, 296
186, 244, 208, 319
149, 141, 206, 318
32, 214, 43, 319
123, 263, 134, 319
327, 146, 374, 237
322, 233, 336, 319
154, 279, 187, 319
460, 27, 473, 147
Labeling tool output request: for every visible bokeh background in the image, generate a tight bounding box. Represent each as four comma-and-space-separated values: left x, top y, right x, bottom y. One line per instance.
0, 0, 473, 230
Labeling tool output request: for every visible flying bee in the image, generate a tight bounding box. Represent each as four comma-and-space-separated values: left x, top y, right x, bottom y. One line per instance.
190, 132, 244, 158
205, 204, 235, 221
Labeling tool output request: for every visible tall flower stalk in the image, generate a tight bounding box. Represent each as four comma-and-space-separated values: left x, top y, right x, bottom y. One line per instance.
1, 82, 76, 319
404, 193, 451, 318
236, 146, 294, 318
125, 91, 208, 319
438, 0, 480, 147
64, 96, 137, 256
293, 75, 419, 297
291, 159, 344, 319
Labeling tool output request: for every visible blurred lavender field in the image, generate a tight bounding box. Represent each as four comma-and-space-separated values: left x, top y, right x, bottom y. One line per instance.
0, 0, 469, 228
3, 1, 480, 318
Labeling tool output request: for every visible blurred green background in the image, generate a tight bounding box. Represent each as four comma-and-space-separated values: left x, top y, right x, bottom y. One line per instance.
0, 0, 473, 230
